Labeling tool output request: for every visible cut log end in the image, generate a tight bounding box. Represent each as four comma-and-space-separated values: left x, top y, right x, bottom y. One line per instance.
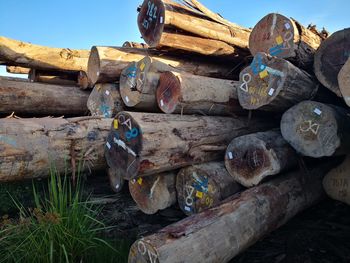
281, 101, 340, 157
87, 46, 101, 85
249, 13, 296, 59
108, 167, 125, 193
128, 239, 159, 263
137, 0, 166, 47
156, 71, 181, 113
338, 57, 350, 107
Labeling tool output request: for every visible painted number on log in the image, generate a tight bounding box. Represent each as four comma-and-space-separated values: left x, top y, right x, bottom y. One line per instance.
240, 73, 251, 92
185, 185, 195, 206
300, 120, 320, 135
142, 1, 158, 29
138, 240, 158, 263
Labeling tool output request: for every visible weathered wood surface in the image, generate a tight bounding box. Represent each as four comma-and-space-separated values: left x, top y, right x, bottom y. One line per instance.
6, 66, 30, 74
87, 46, 235, 85
314, 28, 350, 96
0, 116, 112, 182
129, 172, 177, 214
87, 83, 124, 118
108, 167, 125, 193
157, 71, 243, 115
237, 52, 318, 111
249, 13, 325, 68
123, 41, 149, 49
323, 156, 350, 205
28, 68, 79, 86
225, 130, 298, 187
77, 71, 94, 90
281, 101, 350, 157
128, 162, 336, 263
0, 36, 89, 72
104, 111, 275, 180
338, 57, 350, 107
0, 76, 89, 116
176, 162, 241, 215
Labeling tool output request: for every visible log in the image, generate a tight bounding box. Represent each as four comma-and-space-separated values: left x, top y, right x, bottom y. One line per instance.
338, 57, 350, 107
0, 36, 89, 72
129, 172, 177, 214
0, 116, 111, 182
0, 76, 89, 116
176, 162, 241, 215
137, 0, 250, 57
108, 167, 125, 193
77, 71, 94, 90
104, 111, 275, 180
225, 130, 298, 187
323, 156, 350, 205
314, 28, 350, 96
281, 101, 350, 157
123, 41, 149, 49
88, 46, 236, 85
6, 66, 30, 74
128, 161, 337, 263
87, 83, 124, 118
28, 68, 79, 86
237, 52, 318, 111
157, 71, 243, 115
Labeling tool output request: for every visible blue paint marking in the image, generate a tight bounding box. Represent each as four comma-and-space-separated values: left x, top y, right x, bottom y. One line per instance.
192, 173, 209, 193
99, 104, 111, 118
125, 65, 137, 78
0, 135, 17, 147
269, 44, 283, 56
251, 54, 266, 75
126, 128, 139, 141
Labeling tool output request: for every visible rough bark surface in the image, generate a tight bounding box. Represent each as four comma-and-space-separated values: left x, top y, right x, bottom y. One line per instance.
338, 57, 350, 107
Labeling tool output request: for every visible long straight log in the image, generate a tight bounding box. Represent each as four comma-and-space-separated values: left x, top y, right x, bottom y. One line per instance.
338, 57, 350, 106
0, 76, 89, 116
6, 66, 30, 74
28, 68, 79, 86
0, 116, 111, 182
176, 162, 241, 216
281, 101, 350, 157
104, 111, 275, 180
237, 52, 318, 111
249, 13, 325, 68
314, 28, 350, 96
156, 71, 243, 116
123, 41, 149, 49
137, 0, 250, 57
88, 46, 235, 85
129, 172, 177, 214
128, 162, 337, 263
225, 130, 298, 187
0, 36, 89, 72
87, 83, 124, 118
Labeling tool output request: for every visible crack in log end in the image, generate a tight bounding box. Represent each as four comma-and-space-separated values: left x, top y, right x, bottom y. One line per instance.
139, 160, 156, 173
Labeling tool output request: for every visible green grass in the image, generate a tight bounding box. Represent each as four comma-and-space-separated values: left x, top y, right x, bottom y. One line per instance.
0, 166, 130, 263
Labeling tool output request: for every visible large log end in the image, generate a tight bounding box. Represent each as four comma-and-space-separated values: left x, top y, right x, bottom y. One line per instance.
338, 57, 350, 107
156, 71, 181, 113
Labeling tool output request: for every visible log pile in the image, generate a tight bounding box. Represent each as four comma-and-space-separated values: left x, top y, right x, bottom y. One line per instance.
0, 2, 349, 262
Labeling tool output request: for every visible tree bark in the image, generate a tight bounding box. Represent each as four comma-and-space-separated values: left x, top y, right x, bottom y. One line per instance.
0, 76, 89, 116
237, 52, 318, 111
104, 111, 275, 180
0, 116, 112, 182
0, 36, 89, 72
323, 155, 350, 205
338, 57, 350, 107
176, 162, 241, 215
129, 172, 177, 214
87, 83, 124, 118
88, 46, 236, 85
137, 0, 250, 57
157, 71, 243, 115
6, 66, 30, 74
28, 68, 79, 86
281, 100, 350, 157
314, 28, 350, 97
225, 130, 298, 187
123, 41, 149, 49
249, 13, 325, 69
128, 161, 337, 263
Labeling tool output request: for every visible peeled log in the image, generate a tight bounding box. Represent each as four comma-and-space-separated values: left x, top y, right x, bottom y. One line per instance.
128, 162, 336, 263
237, 52, 318, 112
225, 130, 298, 187
314, 28, 350, 96
249, 13, 324, 69
104, 111, 275, 180
0, 117, 111, 182
0, 36, 89, 72
123, 41, 149, 49
0, 76, 89, 116
281, 101, 350, 157
88, 46, 235, 85
157, 71, 242, 116
176, 162, 241, 216
87, 83, 124, 118
28, 68, 79, 86
323, 155, 350, 205
6, 66, 30, 74
338, 57, 350, 107
129, 172, 177, 214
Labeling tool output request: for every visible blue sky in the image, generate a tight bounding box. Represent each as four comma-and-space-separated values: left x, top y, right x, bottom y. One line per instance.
0, 0, 348, 77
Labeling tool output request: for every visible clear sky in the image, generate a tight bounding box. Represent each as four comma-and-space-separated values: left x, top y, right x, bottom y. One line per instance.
0, 0, 349, 77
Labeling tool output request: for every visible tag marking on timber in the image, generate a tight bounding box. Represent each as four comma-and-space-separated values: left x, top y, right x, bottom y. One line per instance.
106, 141, 111, 149
314, 108, 322, 115
105, 90, 110, 96
268, 88, 275, 96
228, 151, 234, 160
240, 73, 251, 92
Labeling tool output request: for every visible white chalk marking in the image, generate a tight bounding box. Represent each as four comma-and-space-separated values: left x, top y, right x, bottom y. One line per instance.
265, 66, 285, 77
125, 96, 130, 103
270, 13, 277, 36
314, 108, 322, 115
113, 137, 137, 157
